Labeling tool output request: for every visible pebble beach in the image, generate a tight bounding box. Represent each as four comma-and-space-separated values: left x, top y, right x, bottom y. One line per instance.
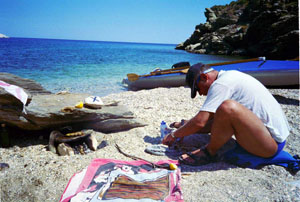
0, 87, 299, 202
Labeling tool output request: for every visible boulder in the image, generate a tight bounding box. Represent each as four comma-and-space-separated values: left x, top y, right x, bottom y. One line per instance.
0, 73, 146, 133
8, 93, 145, 132
0, 73, 51, 104
0, 73, 51, 96
0, 73, 52, 128
23, 93, 145, 132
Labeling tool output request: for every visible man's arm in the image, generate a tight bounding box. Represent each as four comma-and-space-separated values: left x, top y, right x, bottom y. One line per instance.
197, 116, 214, 133
175, 110, 214, 137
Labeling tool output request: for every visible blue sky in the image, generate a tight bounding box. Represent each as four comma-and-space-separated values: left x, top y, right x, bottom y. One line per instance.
1, 0, 234, 44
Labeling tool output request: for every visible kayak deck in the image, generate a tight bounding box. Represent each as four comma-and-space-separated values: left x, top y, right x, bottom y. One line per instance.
123, 60, 299, 90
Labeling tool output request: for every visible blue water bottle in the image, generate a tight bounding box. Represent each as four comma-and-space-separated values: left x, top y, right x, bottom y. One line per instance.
160, 121, 167, 140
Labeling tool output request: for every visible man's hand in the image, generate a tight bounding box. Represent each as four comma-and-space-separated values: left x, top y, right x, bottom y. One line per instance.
162, 133, 176, 146
169, 119, 186, 129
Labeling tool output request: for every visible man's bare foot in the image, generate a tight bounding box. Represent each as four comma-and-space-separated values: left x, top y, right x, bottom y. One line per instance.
179, 147, 217, 166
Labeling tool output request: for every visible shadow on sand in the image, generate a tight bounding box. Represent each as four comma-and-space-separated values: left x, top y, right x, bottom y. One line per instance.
273, 94, 299, 106
0, 126, 50, 148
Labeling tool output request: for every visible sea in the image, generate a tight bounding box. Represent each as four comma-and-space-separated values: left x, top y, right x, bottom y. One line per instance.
0, 37, 242, 97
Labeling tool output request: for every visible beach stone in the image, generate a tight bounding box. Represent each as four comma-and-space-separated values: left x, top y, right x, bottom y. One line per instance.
0, 163, 9, 171
57, 143, 74, 156
85, 134, 98, 151
49, 129, 98, 155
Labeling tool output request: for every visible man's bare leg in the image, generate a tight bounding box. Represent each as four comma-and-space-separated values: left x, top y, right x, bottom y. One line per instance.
181, 100, 278, 162
208, 100, 277, 157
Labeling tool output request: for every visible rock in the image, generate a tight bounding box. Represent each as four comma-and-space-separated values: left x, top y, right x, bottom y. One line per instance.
0, 73, 51, 109
56, 91, 70, 95
86, 118, 145, 133
57, 143, 74, 156
85, 134, 98, 151
175, 42, 185, 50
177, 0, 299, 59
231, 48, 247, 56
245, 11, 282, 44
0, 73, 146, 133
212, 17, 237, 31
270, 15, 298, 37
194, 49, 207, 54
50, 130, 98, 155
21, 93, 145, 131
55, 130, 93, 143
196, 23, 212, 34
0, 34, 9, 38
0, 163, 9, 171
49, 131, 61, 154
0, 88, 25, 130
205, 8, 217, 23
49, 130, 91, 155
185, 43, 201, 52
0, 73, 51, 96
271, 30, 299, 59
97, 140, 108, 150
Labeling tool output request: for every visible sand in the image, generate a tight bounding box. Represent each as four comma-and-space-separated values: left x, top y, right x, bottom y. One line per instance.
0, 87, 299, 202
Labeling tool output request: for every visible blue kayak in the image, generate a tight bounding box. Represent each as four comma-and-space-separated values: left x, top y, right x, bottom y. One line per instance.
122, 59, 299, 90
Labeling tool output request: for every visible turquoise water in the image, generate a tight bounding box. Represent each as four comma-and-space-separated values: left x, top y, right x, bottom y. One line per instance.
0, 38, 241, 96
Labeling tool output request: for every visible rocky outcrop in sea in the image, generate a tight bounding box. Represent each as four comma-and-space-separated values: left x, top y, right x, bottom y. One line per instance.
176, 0, 299, 60
0, 34, 9, 38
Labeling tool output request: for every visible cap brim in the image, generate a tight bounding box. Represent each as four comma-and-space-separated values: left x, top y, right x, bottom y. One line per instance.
191, 79, 197, 98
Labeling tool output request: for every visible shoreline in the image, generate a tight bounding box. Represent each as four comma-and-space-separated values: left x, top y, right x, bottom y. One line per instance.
0, 87, 299, 201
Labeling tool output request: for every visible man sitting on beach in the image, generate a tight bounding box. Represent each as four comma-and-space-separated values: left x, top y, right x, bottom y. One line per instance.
162, 63, 290, 166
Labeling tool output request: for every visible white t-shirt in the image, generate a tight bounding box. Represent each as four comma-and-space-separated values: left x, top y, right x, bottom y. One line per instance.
201, 70, 290, 143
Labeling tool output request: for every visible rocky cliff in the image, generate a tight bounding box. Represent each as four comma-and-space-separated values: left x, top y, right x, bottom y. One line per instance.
176, 0, 299, 60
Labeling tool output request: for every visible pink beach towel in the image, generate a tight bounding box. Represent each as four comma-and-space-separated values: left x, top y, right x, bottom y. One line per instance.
60, 159, 183, 202
0, 80, 28, 112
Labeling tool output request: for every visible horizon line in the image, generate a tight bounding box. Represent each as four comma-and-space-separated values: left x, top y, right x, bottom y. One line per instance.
4, 36, 179, 46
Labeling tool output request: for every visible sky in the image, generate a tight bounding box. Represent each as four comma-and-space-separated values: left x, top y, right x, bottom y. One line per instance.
1, 0, 234, 44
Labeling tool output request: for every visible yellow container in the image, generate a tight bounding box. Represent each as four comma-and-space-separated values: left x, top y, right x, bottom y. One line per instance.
75, 101, 83, 108
169, 163, 177, 170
